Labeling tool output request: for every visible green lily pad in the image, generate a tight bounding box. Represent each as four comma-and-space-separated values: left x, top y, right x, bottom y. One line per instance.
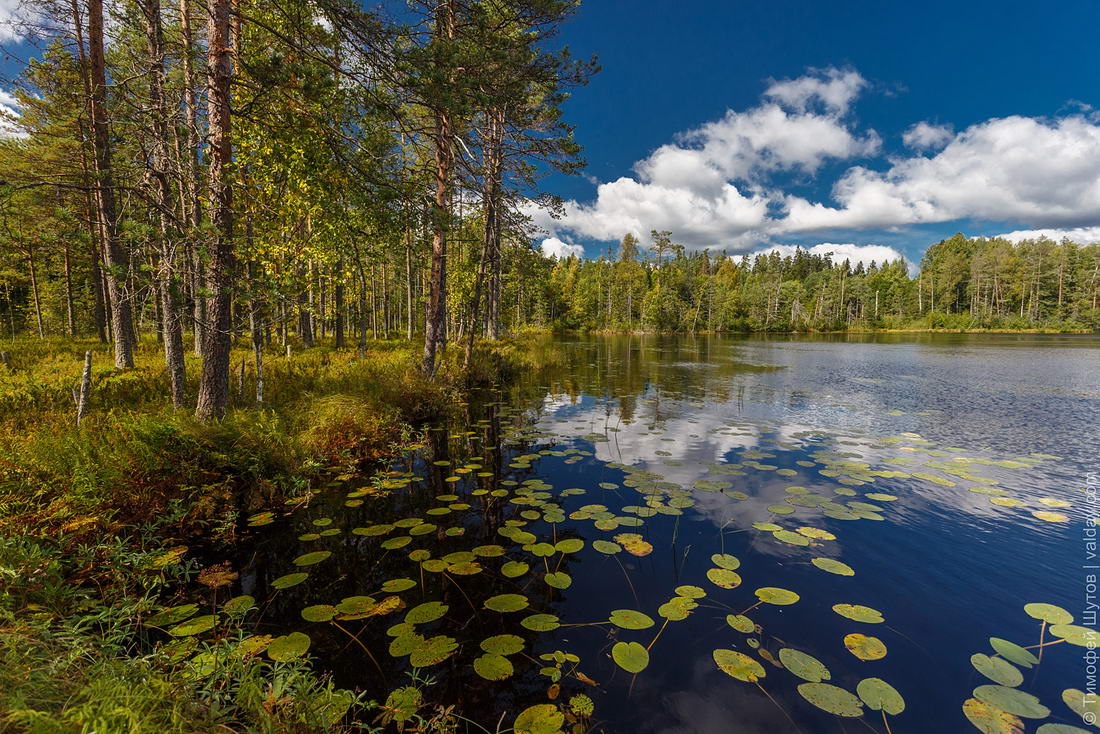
844, 633, 887, 661
480, 634, 524, 655
706, 568, 742, 589
658, 596, 697, 621
473, 653, 514, 681
612, 641, 650, 673
971, 654, 1024, 687
832, 603, 884, 623
301, 605, 337, 623
381, 578, 417, 593
384, 686, 421, 724
168, 614, 216, 637
726, 614, 755, 633
545, 572, 572, 589
405, 601, 448, 625
592, 540, 622, 554
409, 635, 458, 667
711, 553, 741, 570
798, 682, 864, 717
520, 613, 560, 632
1050, 624, 1094, 647
1036, 725, 1091, 734
501, 560, 529, 578
271, 572, 308, 589
389, 633, 424, 657
990, 637, 1039, 668
610, 609, 656, 630
714, 649, 765, 682
962, 697, 1025, 733
381, 536, 412, 550
973, 685, 1051, 718
1025, 603, 1073, 625
555, 538, 584, 554
293, 551, 331, 567
773, 529, 810, 546
856, 678, 905, 715
146, 604, 198, 627
812, 558, 855, 576
756, 587, 800, 605
267, 631, 311, 662
513, 703, 565, 734
1062, 688, 1100, 725
675, 585, 706, 599
484, 594, 529, 613
223, 595, 255, 616
778, 648, 831, 683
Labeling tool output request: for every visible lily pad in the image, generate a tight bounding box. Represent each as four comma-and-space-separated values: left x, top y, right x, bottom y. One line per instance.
756, 587, 800, 606
973, 685, 1051, 718
706, 568, 742, 589
480, 634, 524, 655
545, 572, 572, 589
726, 614, 755, 633
168, 614, 216, 637
778, 648, 831, 682
267, 631, 311, 662
963, 697, 1025, 734
844, 633, 887, 661
521, 613, 560, 632
555, 538, 584, 554
409, 635, 458, 667
612, 641, 650, 673
798, 682, 864, 717
990, 637, 1039, 668
384, 686, 421, 724
1062, 688, 1100, 725
301, 604, 338, 623
514, 703, 565, 734
812, 558, 855, 576
713, 649, 765, 682
293, 551, 331, 567
711, 553, 741, 570
381, 578, 417, 593
857, 677, 905, 715
146, 604, 198, 627
271, 572, 308, 589
833, 603, 884, 623
1024, 603, 1073, 625
1050, 624, 1095, 647
610, 609, 656, 630
592, 540, 622, 554
473, 653, 514, 681
971, 654, 1024, 687
405, 601, 448, 625
613, 533, 653, 557
501, 561, 530, 578
484, 594, 529, 613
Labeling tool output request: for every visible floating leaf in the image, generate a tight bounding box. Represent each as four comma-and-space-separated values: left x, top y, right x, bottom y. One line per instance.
446, 561, 483, 576
409, 635, 458, 667
555, 538, 584, 554
381, 536, 412, 550
658, 596, 697, 621
963, 697, 1024, 733
1050, 624, 1095, 647
713, 649, 765, 682
990, 637, 1039, 668
973, 685, 1051, 718
971, 654, 1024, 687
381, 579, 417, 593
545, 572, 572, 589
569, 694, 594, 717
844, 633, 887, 661
480, 634, 524, 655
756, 587, 800, 606
513, 703, 565, 734
301, 605, 337, 623
592, 540, 622, 555
1035, 725, 1091, 733
675, 585, 706, 599
706, 568, 742, 589
613, 533, 653, 557
798, 683, 864, 717
384, 686, 421, 725
484, 594, 529, 613
798, 527, 836, 540
609, 609, 655, 630
501, 561, 529, 578
146, 604, 198, 627
1062, 688, 1100, 725
474, 653, 514, 680
612, 641, 650, 673
223, 596, 255, 616
267, 632, 311, 662
1032, 511, 1069, 523
726, 614, 755, 633
773, 529, 810, 546
857, 678, 905, 715
711, 553, 740, 570
778, 648, 830, 683
812, 558, 855, 576
406, 602, 448, 625
293, 551, 331, 567
833, 604, 884, 623
169, 614, 216, 637
521, 613, 560, 632
271, 572, 308, 589
1024, 603, 1073, 625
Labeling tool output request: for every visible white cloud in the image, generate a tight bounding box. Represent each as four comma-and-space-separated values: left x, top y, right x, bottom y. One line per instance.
0, 89, 23, 139
780, 115, 1100, 233
539, 237, 583, 259
0, 0, 25, 42
903, 121, 953, 151
995, 226, 1100, 244
763, 67, 867, 113
752, 243, 916, 275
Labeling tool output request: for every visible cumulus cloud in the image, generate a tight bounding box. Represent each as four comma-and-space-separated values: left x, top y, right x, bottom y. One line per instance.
533, 65, 1100, 257
903, 121, 953, 150
752, 243, 913, 273
539, 237, 584, 259
0, 0, 25, 42
995, 226, 1100, 244
0, 89, 23, 139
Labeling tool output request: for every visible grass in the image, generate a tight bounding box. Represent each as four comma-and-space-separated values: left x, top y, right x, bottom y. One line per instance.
0, 333, 529, 733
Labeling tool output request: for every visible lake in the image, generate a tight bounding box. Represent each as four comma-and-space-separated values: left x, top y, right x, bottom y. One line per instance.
238, 333, 1100, 733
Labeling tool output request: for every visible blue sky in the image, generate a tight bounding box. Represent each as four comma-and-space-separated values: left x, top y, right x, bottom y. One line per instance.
528, 0, 1100, 265
3, 0, 1098, 268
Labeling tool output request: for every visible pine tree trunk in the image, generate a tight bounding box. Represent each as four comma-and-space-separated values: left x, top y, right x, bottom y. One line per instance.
88, 0, 136, 368
195, 0, 234, 421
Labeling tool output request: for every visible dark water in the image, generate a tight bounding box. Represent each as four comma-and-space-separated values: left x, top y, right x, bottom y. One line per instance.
237, 334, 1100, 733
